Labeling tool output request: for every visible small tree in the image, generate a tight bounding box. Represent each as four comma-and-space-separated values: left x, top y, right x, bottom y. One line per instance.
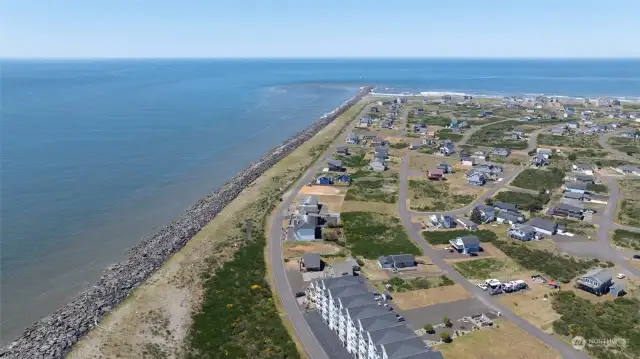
484, 198, 494, 206
440, 332, 452, 343
423, 324, 435, 334
470, 207, 483, 224
568, 153, 577, 161
443, 316, 453, 327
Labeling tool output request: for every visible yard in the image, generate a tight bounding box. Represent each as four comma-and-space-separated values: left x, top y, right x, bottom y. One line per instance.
511, 168, 565, 191
341, 211, 421, 259
452, 258, 506, 279
618, 179, 640, 198
611, 229, 640, 251
390, 284, 472, 310
492, 190, 550, 211
421, 229, 498, 245
435, 319, 561, 359
467, 120, 529, 150
407, 180, 480, 212
616, 199, 640, 228
537, 134, 603, 149
344, 175, 397, 204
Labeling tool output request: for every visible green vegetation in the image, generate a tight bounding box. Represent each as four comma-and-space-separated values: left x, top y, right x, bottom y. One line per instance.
422, 229, 497, 245
612, 229, 640, 250
186, 229, 300, 359
389, 142, 409, 149
467, 120, 528, 149
384, 275, 454, 292
453, 259, 505, 279
552, 291, 640, 359
336, 153, 367, 168
618, 179, 640, 197
423, 324, 435, 334
492, 240, 610, 283
537, 134, 603, 149
587, 183, 608, 194
511, 168, 565, 191
493, 190, 550, 211
408, 180, 476, 211
440, 332, 452, 343
345, 176, 397, 203
607, 137, 640, 155
341, 212, 421, 259
617, 199, 640, 228
437, 129, 463, 142
410, 116, 451, 127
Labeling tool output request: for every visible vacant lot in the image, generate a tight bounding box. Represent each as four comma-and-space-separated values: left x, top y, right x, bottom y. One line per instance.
341, 212, 421, 259
340, 200, 397, 215
607, 137, 640, 156
409, 115, 451, 127
552, 291, 640, 359
453, 258, 506, 279
437, 128, 463, 142
436, 319, 561, 359
618, 179, 640, 198
492, 240, 611, 283
408, 155, 457, 172
379, 275, 454, 293
391, 284, 472, 310
345, 175, 397, 203
283, 242, 344, 259
422, 229, 498, 245
407, 180, 479, 212
612, 229, 640, 251
617, 199, 640, 228
511, 168, 565, 191
492, 191, 550, 211
467, 120, 529, 150
335, 153, 367, 168
537, 134, 603, 149
586, 183, 608, 194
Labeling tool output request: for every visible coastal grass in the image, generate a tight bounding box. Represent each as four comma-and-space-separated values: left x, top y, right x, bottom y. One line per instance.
421, 229, 497, 246
511, 168, 565, 191
616, 199, 640, 228
341, 211, 421, 259
586, 183, 608, 194
379, 275, 455, 293
409, 116, 451, 127
407, 180, 477, 212
618, 179, 640, 198
492, 191, 550, 211
607, 137, 640, 156
467, 120, 529, 150
537, 134, 603, 149
436, 129, 463, 142
453, 259, 505, 279
611, 229, 640, 251
345, 174, 398, 203
335, 153, 368, 168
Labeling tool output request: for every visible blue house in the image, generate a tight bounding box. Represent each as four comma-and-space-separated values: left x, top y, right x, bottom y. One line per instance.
334, 174, 352, 185
507, 225, 537, 241
577, 268, 613, 296
610, 282, 625, 297
377, 254, 416, 269
449, 236, 481, 254
563, 181, 587, 194
316, 175, 333, 185
467, 173, 487, 186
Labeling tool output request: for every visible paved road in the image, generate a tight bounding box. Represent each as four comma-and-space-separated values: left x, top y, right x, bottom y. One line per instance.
527, 127, 549, 152
598, 131, 639, 163
398, 154, 524, 216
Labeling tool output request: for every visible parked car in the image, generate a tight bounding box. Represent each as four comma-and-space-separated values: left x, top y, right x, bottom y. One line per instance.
295, 292, 306, 298
617, 273, 626, 279
397, 316, 405, 322
634, 254, 640, 259
477, 283, 488, 291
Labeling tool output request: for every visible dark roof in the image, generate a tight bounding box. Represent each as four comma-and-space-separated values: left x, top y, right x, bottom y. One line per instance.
563, 192, 584, 199
317, 275, 363, 290
497, 212, 522, 222
565, 181, 587, 190
302, 253, 321, 269
526, 218, 557, 232
337, 293, 377, 309
557, 203, 583, 213
368, 325, 416, 346
583, 268, 612, 284
378, 256, 393, 265
514, 225, 536, 233
476, 205, 495, 214
358, 313, 401, 332
495, 201, 518, 212
327, 159, 342, 167
399, 352, 445, 359
380, 337, 430, 359
345, 305, 390, 322
335, 145, 348, 151
328, 283, 369, 299
391, 254, 415, 264
457, 235, 480, 246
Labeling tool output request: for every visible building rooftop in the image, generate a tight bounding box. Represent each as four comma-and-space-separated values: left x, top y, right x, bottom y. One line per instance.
526, 218, 557, 232
495, 201, 518, 212
315, 275, 363, 290
565, 181, 588, 190
457, 235, 480, 246
380, 337, 430, 359
368, 325, 416, 346
337, 292, 377, 309
329, 283, 370, 299
358, 313, 400, 332
302, 253, 321, 270
583, 268, 613, 284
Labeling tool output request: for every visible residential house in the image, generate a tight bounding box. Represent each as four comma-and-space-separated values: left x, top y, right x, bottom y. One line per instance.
490, 148, 511, 157
576, 268, 613, 296
449, 235, 481, 254
316, 175, 333, 185
536, 148, 553, 159
563, 191, 590, 202
526, 218, 558, 236
437, 162, 453, 173
615, 165, 640, 175
553, 203, 585, 220
335, 145, 349, 155
564, 106, 575, 118
359, 117, 373, 126
430, 214, 456, 229
494, 201, 518, 213
456, 218, 478, 231
565, 173, 595, 184
530, 154, 549, 167
327, 159, 343, 171
474, 205, 496, 223
610, 282, 625, 297
564, 181, 587, 194
572, 163, 594, 176
460, 156, 475, 166
567, 122, 579, 129
369, 158, 386, 172
334, 174, 352, 186
497, 211, 525, 225
467, 172, 487, 186
620, 131, 639, 139
409, 142, 424, 150
551, 127, 566, 136
346, 134, 360, 144
372, 138, 385, 148
373, 146, 389, 160
427, 169, 444, 181
302, 253, 323, 271
507, 225, 538, 241
360, 132, 378, 140
439, 142, 455, 156
377, 254, 416, 269
472, 151, 488, 161
512, 129, 525, 139
291, 214, 319, 241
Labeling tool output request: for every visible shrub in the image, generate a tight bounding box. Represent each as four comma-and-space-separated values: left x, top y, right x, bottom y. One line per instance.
424, 324, 435, 334
422, 229, 497, 245
440, 332, 452, 343
341, 212, 421, 259
511, 168, 565, 191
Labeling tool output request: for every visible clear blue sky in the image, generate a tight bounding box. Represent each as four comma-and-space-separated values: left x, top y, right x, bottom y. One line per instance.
2, 0, 639, 59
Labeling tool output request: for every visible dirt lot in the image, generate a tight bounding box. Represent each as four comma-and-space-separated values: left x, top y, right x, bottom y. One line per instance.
441, 242, 508, 263
408, 154, 457, 172
406, 175, 483, 212
341, 200, 397, 215
391, 284, 472, 310
282, 242, 344, 259
435, 319, 561, 359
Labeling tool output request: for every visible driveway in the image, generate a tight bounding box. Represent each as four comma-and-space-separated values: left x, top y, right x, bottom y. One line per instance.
400, 298, 491, 331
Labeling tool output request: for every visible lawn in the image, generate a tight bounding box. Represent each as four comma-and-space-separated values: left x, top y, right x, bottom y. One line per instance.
345, 175, 397, 203
491, 240, 611, 283
421, 229, 498, 245
492, 191, 550, 211
407, 180, 478, 212
618, 179, 640, 198
511, 168, 565, 191
617, 199, 640, 228
467, 120, 529, 149
612, 229, 640, 251
552, 291, 640, 359
453, 258, 505, 279
341, 212, 421, 259
435, 319, 561, 359
537, 134, 603, 149
335, 153, 367, 168
436, 129, 463, 142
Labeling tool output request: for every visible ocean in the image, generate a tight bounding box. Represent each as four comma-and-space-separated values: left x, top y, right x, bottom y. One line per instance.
1, 59, 639, 343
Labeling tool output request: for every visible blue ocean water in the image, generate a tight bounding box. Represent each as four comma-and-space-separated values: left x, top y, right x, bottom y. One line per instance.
1, 59, 639, 342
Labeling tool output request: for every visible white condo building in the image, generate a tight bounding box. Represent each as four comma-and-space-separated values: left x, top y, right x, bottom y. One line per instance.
308, 276, 443, 359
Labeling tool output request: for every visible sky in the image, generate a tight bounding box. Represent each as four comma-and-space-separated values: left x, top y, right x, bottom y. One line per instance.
2, 0, 640, 59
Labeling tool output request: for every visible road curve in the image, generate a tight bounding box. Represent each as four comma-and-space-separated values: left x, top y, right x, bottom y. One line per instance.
598, 131, 639, 163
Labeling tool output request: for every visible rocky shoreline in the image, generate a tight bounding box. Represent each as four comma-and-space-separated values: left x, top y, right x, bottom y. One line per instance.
1, 86, 373, 359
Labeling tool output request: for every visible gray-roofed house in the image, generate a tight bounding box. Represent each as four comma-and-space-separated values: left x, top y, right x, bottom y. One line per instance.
551, 127, 566, 136
346, 133, 360, 144
367, 326, 417, 355
378, 336, 434, 359
335, 145, 349, 155
530, 154, 549, 167
616, 165, 640, 175
490, 148, 511, 157
526, 218, 558, 236
374, 146, 389, 160
563, 191, 590, 201
475, 205, 496, 223
496, 211, 525, 225
572, 163, 594, 176
494, 201, 518, 213
610, 282, 625, 297
449, 235, 481, 254
301, 253, 322, 271
564, 181, 587, 194
507, 225, 537, 241
357, 312, 402, 334
565, 173, 595, 184
369, 158, 387, 172
439, 142, 455, 156
467, 172, 487, 186
291, 214, 319, 241
377, 254, 416, 269
437, 162, 453, 173
457, 218, 478, 230
577, 268, 613, 296
327, 159, 343, 171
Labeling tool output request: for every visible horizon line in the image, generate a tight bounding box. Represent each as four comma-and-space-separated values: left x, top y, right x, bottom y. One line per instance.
2, 56, 640, 61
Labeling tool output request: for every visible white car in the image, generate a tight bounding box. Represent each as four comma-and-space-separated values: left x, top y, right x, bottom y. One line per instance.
617, 273, 626, 279
477, 283, 488, 291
